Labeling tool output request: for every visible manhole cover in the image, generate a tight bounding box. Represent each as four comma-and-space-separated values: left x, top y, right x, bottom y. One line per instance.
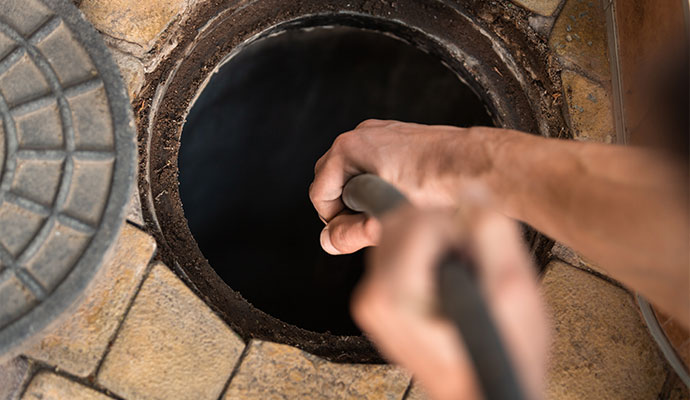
0, 0, 135, 359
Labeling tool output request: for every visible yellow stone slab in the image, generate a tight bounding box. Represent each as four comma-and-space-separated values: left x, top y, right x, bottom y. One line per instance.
224, 340, 410, 400
550, 0, 610, 81
22, 372, 113, 400
542, 260, 666, 399
405, 381, 430, 400
561, 70, 614, 143
79, 0, 188, 48
97, 263, 245, 400
25, 223, 156, 377
512, 0, 561, 16
0, 357, 31, 400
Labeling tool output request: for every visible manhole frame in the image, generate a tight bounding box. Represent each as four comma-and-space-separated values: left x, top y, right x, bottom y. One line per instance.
138, 0, 568, 363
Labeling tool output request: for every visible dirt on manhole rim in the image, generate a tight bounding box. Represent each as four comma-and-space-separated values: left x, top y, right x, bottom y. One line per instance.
136, 0, 569, 364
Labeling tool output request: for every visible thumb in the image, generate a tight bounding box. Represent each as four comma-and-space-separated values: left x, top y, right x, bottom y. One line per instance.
321, 213, 381, 255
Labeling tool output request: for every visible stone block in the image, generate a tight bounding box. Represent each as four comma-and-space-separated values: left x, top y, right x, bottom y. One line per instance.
561, 70, 614, 143
405, 381, 430, 400
97, 263, 244, 400
21, 371, 113, 400
224, 340, 410, 400
125, 181, 145, 227
512, 0, 561, 16
109, 47, 145, 101
541, 260, 667, 399
0, 357, 32, 400
25, 223, 155, 377
549, 0, 610, 81
550, 242, 610, 276
79, 0, 189, 49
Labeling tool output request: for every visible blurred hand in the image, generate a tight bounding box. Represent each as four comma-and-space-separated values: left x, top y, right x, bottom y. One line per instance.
351, 206, 548, 400
309, 120, 508, 255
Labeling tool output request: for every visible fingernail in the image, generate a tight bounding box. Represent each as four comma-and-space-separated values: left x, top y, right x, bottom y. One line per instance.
320, 227, 340, 255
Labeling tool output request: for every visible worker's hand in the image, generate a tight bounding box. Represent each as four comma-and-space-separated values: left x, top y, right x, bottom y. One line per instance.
310, 120, 510, 255
351, 205, 548, 400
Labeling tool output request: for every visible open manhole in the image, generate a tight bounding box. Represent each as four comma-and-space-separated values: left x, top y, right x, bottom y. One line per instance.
139, 0, 567, 363
178, 26, 494, 336
0, 0, 135, 360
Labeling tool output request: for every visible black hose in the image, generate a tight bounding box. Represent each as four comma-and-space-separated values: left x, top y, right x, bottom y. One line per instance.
342, 173, 526, 400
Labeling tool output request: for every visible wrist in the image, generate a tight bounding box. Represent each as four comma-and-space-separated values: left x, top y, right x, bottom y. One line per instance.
447, 127, 531, 219
485, 128, 530, 219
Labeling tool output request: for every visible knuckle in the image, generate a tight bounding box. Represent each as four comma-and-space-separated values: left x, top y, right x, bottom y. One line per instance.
356, 119, 379, 129
332, 132, 352, 149
313, 154, 326, 174
308, 182, 317, 203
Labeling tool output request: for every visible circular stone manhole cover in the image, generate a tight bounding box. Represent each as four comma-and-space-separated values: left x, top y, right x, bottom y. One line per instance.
0, 0, 135, 359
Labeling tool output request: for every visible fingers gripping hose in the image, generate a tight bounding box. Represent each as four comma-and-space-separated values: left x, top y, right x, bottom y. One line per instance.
342, 174, 526, 400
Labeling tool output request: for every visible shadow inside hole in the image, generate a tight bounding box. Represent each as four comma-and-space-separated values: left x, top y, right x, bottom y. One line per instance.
179, 26, 493, 335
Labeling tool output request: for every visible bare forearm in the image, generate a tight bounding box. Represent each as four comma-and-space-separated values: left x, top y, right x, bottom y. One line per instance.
311, 121, 687, 323
481, 130, 689, 325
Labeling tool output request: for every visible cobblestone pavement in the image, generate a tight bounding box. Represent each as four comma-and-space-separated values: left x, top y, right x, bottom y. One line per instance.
1, 0, 686, 399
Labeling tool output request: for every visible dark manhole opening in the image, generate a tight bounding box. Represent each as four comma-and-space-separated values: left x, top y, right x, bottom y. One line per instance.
178, 26, 493, 336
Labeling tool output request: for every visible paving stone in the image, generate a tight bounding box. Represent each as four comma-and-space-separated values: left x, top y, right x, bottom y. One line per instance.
24, 223, 155, 377
125, 184, 145, 227
561, 70, 614, 143
405, 381, 430, 400
512, 0, 561, 16
224, 340, 410, 400
21, 371, 113, 400
549, 0, 610, 81
550, 242, 610, 276
97, 262, 244, 400
0, 357, 32, 400
109, 47, 145, 101
541, 260, 667, 399
79, 0, 189, 49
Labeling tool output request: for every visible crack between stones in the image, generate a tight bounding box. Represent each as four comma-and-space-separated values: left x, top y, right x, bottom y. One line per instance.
91, 242, 158, 379
216, 341, 252, 400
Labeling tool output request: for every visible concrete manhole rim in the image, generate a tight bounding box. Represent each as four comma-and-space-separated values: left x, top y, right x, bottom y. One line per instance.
138, 0, 568, 363
0, 0, 136, 361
